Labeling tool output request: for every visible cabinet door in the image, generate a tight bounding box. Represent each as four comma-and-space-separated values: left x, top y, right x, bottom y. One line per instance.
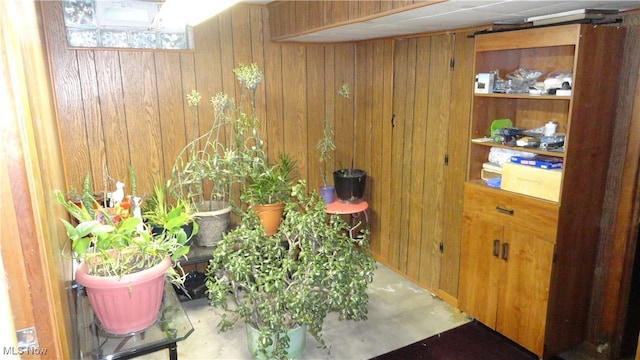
458, 214, 503, 328
496, 229, 554, 356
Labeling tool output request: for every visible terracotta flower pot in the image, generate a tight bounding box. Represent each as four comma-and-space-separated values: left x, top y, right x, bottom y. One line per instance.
253, 202, 285, 236
75, 256, 171, 335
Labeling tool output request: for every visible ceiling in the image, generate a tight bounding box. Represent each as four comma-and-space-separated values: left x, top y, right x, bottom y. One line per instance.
243, 0, 640, 42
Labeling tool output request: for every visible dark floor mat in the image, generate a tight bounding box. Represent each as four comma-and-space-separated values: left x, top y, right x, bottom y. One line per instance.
371, 321, 539, 360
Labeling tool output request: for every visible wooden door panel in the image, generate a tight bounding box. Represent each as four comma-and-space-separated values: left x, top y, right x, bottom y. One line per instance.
458, 215, 502, 328
497, 229, 554, 356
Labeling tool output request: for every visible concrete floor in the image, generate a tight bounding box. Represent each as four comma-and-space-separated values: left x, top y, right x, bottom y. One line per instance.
138, 262, 600, 360
141, 263, 470, 359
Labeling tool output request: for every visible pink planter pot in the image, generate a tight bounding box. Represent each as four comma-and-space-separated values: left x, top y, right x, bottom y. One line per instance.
75, 256, 171, 335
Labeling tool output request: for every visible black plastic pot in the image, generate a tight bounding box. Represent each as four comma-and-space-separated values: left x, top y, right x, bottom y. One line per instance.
333, 169, 367, 203
151, 221, 194, 245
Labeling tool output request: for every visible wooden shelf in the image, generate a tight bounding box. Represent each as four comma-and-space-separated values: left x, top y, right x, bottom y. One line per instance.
474, 93, 571, 100
470, 141, 565, 158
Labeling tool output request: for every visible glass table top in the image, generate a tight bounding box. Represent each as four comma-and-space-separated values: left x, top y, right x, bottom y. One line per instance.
76, 283, 194, 359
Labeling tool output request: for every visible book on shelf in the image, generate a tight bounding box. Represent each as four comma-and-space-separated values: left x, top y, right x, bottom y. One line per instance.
527, 9, 621, 26
482, 162, 502, 173
510, 155, 563, 169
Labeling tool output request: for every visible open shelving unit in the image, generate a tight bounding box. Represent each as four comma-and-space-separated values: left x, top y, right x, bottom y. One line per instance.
457, 24, 626, 358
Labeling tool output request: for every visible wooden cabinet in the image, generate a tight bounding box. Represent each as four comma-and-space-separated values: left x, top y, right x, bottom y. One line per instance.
459, 184, 556, 355
458, 24, 626, 358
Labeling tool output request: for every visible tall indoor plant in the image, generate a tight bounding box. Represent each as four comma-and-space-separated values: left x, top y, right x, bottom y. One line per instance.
171, 63, 289, 241
317, 83, 351, 204
170, 89, 234, 246
56, 175, 193, 335
205, 181, 376, 359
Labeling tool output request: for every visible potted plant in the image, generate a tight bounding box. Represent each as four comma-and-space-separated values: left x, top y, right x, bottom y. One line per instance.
143, 180, 199, 243
171, 64, 282, 244
317, 116, 336, 204
170, 89, 234, 247
205, 181, 376, 359
55, 175, 192, 335
317, 83, 351, 204
240, 153, 297, 236
333, 168, 367, 204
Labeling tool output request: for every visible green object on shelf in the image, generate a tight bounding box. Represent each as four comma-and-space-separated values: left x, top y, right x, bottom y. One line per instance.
490, 119, 513, 137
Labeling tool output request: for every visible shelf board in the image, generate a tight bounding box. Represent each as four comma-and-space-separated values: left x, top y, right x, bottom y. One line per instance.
470, 141, 565, 158
474, 93, 571, 100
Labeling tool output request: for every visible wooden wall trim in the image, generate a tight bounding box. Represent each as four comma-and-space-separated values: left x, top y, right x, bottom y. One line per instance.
1, 0, 71, 358
267, 0, 444, 41
587, 23, 640, 358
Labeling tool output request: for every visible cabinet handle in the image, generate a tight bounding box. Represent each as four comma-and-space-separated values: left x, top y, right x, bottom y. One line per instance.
493, 239, 500, 257
501, 243, 509, 261
495, 206, 514, 215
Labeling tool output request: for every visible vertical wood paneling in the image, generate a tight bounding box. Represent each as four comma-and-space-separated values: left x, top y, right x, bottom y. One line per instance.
406, 37, 431, 282
359, 1, 381, 17
120, 52, 163, 193
268, 0, 434, 40
218, 11, 239, 110
179, 53, 197, 145
380, 1, 395, 12
261, 5, 284, 164
77, 51, 108, 187
320, 46, 338, 184
329, 1, 350, 24
334, 44, 356, 170
354, 42, 370, 239
391, 0, 418, 9
42, 1, 91, 190
398, 38, 418, 273
378, 40, 395, 261
154, 53, 188, 181
306, 46, 326, 188
250, 6, 267, 137
419, 35, 452, 288
389, 39, 409, 269
154, 53, 187, 181
440, 31, 475, 299
281, 46, 307, 176
297, 1, 323, 35
232, 6, 253, 67
94, 51, 128, 190
192, 16, 221, 188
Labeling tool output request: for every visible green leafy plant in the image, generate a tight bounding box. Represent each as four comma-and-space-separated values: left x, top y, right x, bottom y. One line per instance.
143, 180, 199, 240
240, 153, 297, 205
205, 181, 376, 359
170, 63, 274, 211
56, 175, 192, 282
170, 89, 234, 206
317, 84, 350, 186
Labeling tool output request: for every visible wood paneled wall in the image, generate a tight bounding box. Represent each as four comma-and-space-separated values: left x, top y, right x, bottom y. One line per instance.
41, 1, 473, 300
268, 0, 442, 40
36, 1, 640, 358
366, 33, 473, 298
42, 2, 357, 200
